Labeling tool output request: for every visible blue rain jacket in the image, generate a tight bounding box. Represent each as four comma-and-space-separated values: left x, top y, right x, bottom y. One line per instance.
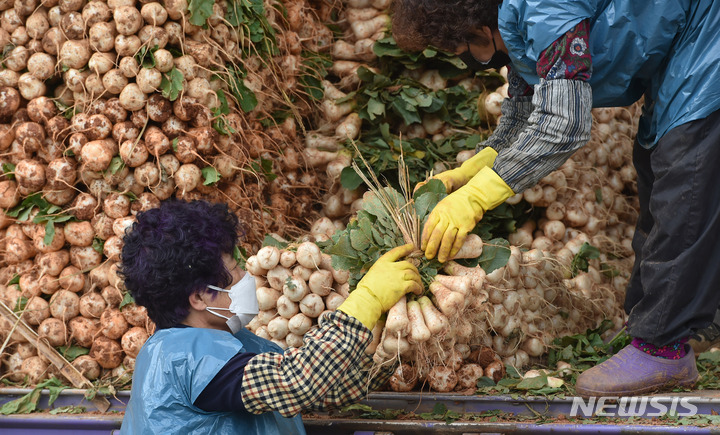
498, 0, 720, 147
120, 327, 306, 435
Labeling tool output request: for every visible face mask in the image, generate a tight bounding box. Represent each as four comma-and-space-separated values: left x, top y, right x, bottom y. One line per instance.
207, 272, 259, 333
459, 39, 511, 71
204, 307, 244, 334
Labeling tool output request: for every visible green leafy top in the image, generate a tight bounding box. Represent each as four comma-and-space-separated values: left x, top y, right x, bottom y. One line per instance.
134, 45, 159, 69
570, 242, 601, 277
160, 67, 184, 102
226, 0, 277, 56
226, 65, 258, 113
6, 193, 76, 245
211, 89, 237, 136
325, 185, 421, 288
373, 35, 488, 79
201, 166, 222, 185
547, 320, 632, 378
324, 179, 512, 292
2, 162, 15, 179
298, 51, 332, 101
188, 0, 215, 26
0, 377, 68, 415
336, 64, 495, 190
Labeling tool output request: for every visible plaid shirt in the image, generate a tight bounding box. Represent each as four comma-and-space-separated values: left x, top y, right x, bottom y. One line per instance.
241, 311, 394, 417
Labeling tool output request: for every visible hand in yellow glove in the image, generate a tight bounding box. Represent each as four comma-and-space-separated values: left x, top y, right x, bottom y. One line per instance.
414, 147, 498, 194
338, 244, 423, 330
421, 166, 514, 263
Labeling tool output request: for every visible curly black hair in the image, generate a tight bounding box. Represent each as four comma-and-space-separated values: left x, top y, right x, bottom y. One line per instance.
391, 0, 502, 52
119, 200, 241, 329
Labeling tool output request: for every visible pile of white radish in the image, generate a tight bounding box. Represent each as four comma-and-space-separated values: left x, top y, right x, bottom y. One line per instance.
0, 0, 361, 386
0, 0, 359, 252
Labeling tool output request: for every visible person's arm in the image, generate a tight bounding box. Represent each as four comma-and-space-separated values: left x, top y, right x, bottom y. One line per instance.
240, 310, 379, 417
192, 312, 396, 415
287, 315, 397, 413
193, 352, 256, 412
242, 245, 420, 417
419, 71, 534, 195
493, 20, 593, 193
479, 67, 535, 154
420, 20, 594, 262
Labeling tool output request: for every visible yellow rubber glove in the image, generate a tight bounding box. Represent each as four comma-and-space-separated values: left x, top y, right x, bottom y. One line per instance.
421, 166, 514, 263
415, 147, 498, 194
338, 244, 423, 330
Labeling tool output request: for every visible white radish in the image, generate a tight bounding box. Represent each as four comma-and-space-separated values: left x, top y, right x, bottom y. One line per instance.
418, 296, 449, 336
382, 331, 411, 355
266, 266, 291, 290
283, 276, 309, 302
406, 300, 430, 344
288, 313, 313, 335
452, 234, 483, 259
427, 366, 458, 392
279, 250, 296, 268
292, 265, 312, 281
299, 293, 324, 318
256, 246, 281, 270
433, 274, 472, 298
245, 256, 267, 276
429, 281, 464, 316
365, 321, 383, 355
385, 296, 409, 336
295, 241, 322, 269
267, 316, 289, 340
276, 295, 299, 319
256, 287, 281, 311
324, 292, 346, 311
286, 333, 304, 348
308, 269, 333, 296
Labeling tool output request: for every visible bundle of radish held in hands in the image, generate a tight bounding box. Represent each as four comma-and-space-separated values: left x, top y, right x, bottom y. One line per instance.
319, 173, 526, 393
244, 241, 351, 349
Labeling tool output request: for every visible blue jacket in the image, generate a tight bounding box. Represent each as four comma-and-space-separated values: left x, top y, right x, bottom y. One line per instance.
498, 0, 720, 147
120, 327, 306, 434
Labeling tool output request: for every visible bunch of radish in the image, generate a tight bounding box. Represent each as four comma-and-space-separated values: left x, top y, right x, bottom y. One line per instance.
243, 233, 509, 394
388, 346, 506, 392
244, 241, 351, 348
0, 0, 355, 251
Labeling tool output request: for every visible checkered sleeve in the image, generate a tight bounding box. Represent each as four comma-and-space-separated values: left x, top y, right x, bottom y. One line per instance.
307, 353, 397, 411
240, 310, 374, 417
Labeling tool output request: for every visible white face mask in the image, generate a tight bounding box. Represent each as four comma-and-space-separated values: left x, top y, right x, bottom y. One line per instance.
206, 272, 258, 333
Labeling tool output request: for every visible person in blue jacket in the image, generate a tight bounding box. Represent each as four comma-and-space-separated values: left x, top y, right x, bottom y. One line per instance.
118, 199, 422, 433
391, 0, 720, 396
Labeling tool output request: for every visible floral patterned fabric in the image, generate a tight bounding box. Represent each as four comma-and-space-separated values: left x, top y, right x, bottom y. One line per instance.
507, 19, 592, 98
506, 66, 534, 98
631, 336, 689, 360
536, 19, 592, 80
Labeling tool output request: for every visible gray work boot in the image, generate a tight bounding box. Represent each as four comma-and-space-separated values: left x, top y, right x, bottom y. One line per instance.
689, 309, 720, 354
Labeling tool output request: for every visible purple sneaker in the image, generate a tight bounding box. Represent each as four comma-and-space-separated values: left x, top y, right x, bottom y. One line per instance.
575, 344, 699, 398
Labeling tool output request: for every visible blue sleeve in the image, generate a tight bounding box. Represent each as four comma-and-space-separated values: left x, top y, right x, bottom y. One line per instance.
193, 351, 257, 412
